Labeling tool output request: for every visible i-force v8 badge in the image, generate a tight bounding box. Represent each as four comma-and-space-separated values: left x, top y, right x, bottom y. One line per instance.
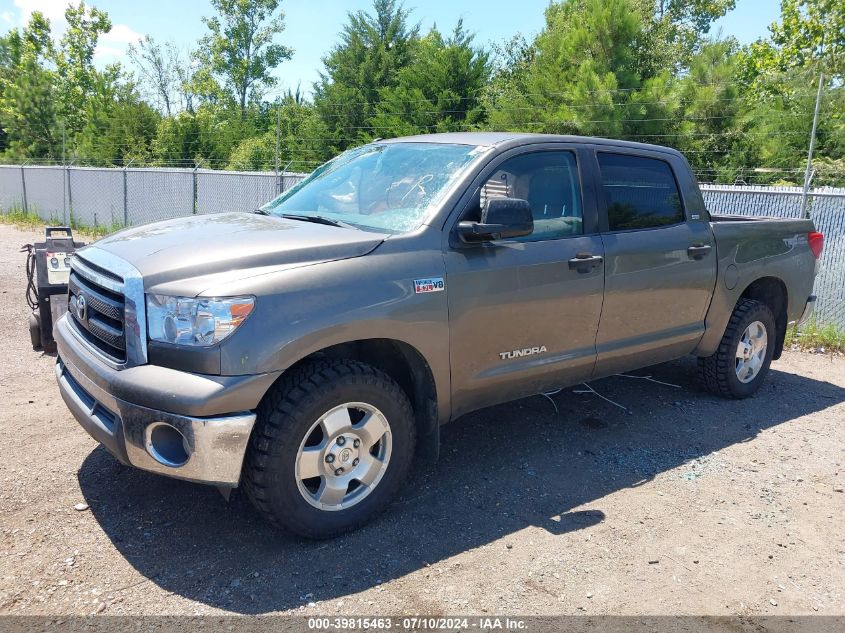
414, 278, 445, 293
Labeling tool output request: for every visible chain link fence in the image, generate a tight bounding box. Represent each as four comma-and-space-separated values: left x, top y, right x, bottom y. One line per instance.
700, 184, 845, 329
1, 165, 843, 328
0, 165, 308, 228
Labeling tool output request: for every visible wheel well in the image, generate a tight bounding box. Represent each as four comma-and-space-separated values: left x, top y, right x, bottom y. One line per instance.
286, 339, 440, 462
739, 277, 788, 359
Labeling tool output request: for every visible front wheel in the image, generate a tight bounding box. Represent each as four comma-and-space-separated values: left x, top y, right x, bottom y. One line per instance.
243, 359, 416, 538
697, 298, 776, 399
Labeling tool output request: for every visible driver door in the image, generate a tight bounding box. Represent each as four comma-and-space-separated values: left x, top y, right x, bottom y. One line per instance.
444, 146, 605, 418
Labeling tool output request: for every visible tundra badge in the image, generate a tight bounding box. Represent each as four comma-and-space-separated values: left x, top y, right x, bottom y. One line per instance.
499, 346, 547, 360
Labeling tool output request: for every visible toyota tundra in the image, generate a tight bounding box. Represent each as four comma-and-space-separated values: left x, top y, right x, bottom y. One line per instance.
54, 133, 822, 538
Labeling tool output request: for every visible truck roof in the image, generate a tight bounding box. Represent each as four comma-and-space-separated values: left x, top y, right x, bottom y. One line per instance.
380, 131, 684, 157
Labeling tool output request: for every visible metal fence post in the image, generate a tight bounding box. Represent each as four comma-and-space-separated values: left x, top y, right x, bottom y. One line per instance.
279, 159, 293, 195
63, 164, 68, 225
193, 163, 199, 214
275, 97, 281, 194
66, 164, 73, 226
20, 164, 28, 213
123, 166, 129, 226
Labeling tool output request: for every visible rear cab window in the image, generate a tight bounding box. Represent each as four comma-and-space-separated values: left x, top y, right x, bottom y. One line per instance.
597, 152, 685, 231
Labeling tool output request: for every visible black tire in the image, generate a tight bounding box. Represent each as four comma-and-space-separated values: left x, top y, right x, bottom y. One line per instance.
243, 359, 416, 539
29, 313, 42, 350
697, 298, 776, 399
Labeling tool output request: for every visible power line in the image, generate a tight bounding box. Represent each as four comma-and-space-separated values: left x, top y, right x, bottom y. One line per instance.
309, 92, 830, 119
46, 112, 811, 153
263, 82, 826, 107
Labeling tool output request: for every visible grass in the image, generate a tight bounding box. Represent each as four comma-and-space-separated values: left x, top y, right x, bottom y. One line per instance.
787, 318, 845, 353
73, 221, 121, 239
0, 204, 121, 239
0, 205, 49, 231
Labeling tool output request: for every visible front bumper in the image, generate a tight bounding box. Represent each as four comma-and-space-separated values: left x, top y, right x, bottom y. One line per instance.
55, 314, 278, 487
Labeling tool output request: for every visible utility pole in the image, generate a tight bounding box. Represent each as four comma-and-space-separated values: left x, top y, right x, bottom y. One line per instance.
801, 71, 824, 219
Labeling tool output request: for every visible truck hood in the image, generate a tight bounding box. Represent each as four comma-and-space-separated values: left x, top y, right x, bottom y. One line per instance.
88, 212, 388, 289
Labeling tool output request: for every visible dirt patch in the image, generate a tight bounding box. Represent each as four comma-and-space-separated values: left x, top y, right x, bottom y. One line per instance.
0, 223, 843, 617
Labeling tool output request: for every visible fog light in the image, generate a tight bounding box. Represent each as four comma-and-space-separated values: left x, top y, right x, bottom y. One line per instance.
145, 422, 190, 467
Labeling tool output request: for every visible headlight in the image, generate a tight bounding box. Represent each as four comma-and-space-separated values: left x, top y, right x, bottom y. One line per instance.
146, 295, 254, 347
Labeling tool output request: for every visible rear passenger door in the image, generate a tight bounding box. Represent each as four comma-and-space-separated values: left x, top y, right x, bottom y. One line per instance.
591, 150, 717, 377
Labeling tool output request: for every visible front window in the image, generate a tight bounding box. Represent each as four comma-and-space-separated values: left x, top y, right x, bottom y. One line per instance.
468, 150, 583, 241
262, 142, 488, 233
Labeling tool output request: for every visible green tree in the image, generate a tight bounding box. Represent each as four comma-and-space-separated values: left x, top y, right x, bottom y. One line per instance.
636, 0, 736, 75
314, 0, 420, 151
54, 1, 113, 138
0, 12, 60, 159
673, 40, 754, 182
738, 0, 845, 183
151, 103, 264, 167
371, 21, 491, 137
741, 69, 843, 184
76, 73, 160, 165
488, 0, 644, 136
153, 109, 219, 165
193, 0, 293, 117
746, 0, 844, 80
484, 34, 534, 114
228, 95, 327, 170
624, 71, 678, 141
127, 36, 192, 116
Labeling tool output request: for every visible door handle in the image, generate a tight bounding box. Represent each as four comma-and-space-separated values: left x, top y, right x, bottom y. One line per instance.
568, 252, 603, 272
687, 244, 712, 260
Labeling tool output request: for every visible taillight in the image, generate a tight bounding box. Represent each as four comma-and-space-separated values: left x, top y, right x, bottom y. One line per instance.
808, 231, 824, 259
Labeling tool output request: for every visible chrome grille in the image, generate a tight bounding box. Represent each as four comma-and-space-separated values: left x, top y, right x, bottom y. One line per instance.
68, 259, 127, 363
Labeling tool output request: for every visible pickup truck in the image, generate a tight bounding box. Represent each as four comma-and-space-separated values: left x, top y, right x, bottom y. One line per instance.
54, 132, 822, 538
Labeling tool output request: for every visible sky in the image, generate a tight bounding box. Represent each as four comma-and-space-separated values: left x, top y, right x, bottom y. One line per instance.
0, 0, 783, 95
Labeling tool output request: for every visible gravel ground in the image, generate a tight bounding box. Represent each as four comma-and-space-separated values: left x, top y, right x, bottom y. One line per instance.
0, 223, 843, 617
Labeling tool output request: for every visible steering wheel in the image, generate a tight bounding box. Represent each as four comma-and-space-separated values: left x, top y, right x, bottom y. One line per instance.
400, 174, 434, 204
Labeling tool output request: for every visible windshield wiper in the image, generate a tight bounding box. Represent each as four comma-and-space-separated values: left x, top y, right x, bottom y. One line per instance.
253, 207, 270, 215
279, 213, 354, 229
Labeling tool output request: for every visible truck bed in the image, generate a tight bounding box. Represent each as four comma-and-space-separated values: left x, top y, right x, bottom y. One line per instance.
709, 213, 802, 222
695, 212, 817, 359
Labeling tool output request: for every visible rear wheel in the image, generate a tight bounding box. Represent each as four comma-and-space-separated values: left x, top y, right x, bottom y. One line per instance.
243, 359, 415, 538
697, 298, 776, 399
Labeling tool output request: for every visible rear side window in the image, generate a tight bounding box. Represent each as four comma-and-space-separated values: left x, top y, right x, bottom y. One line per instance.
598, 153, 684, 231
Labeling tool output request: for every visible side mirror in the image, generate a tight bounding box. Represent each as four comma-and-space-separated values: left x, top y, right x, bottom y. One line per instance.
457, 197, 534, 243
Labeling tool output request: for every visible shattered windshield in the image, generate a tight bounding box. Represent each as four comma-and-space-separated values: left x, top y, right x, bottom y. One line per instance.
261, 142, 488, 233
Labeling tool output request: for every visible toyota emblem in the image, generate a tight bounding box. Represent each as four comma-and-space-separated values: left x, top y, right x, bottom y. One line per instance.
75, 294, 87, 322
